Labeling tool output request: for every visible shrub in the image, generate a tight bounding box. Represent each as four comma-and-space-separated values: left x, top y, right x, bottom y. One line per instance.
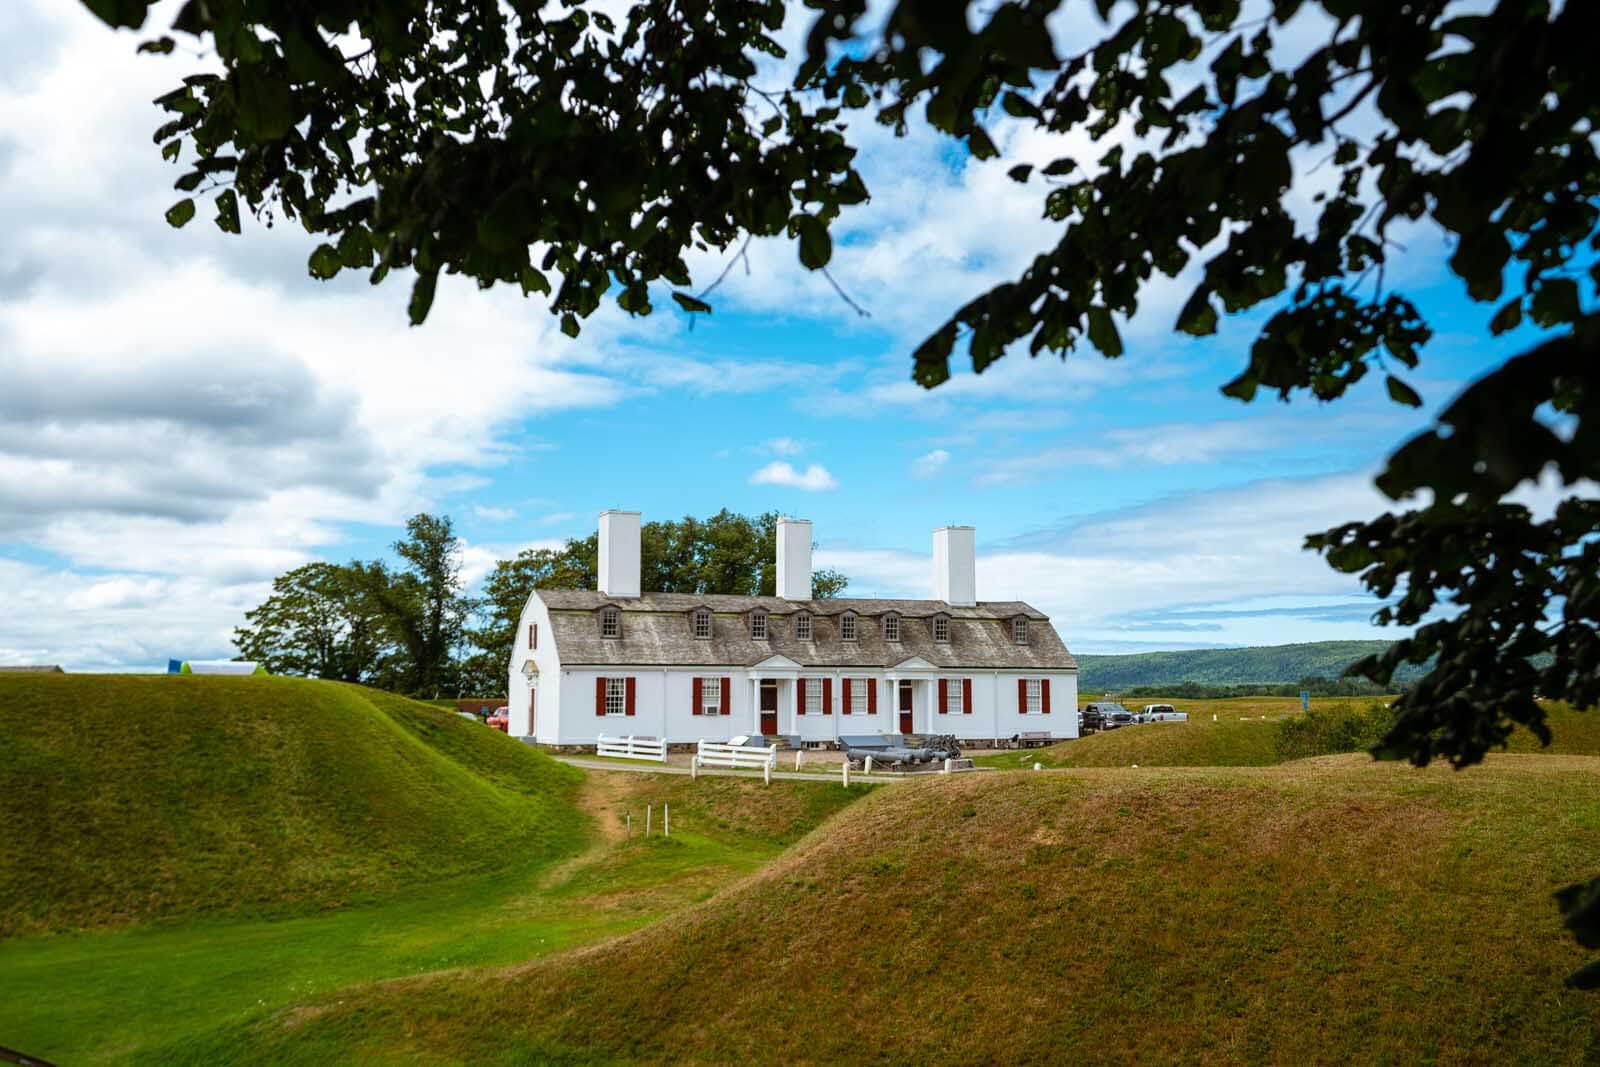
1275, 701, 1396, 762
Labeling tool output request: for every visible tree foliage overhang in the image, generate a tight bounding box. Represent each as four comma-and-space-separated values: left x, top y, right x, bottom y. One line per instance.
82, 0, 1600, 977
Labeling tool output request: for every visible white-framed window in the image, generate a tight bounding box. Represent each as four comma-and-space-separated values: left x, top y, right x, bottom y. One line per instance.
605, 676, 627, 715
933, 615, 950, 643
849, 678, 868, 714
840, 613, 858, 641
944, 678, 964, 715
601, 606, 620, 639
883, 614, 900, 642
805, 679, 823, 716
796, 612, 812, 640
693, 608, 712, 639
1025, 678, 1042, 714
751, 610, 769, 640
700, 676, 722, 715
1012, 617, 1029, 644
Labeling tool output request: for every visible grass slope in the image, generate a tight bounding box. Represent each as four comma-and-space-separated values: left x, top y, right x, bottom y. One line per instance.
180, 757, 1600, 1064
0, 763, 865, 1064
1076, 640, 1425, 688
0, 674, 584, 937
981, 697, 1600, 771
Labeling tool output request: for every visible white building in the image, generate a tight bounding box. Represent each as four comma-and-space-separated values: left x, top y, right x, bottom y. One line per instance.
507, 512, 1078, 747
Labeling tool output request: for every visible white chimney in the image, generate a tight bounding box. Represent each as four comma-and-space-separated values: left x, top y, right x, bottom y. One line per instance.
933, 526, 976, 607
597, 510, 641, 598
775, 517, 813, 600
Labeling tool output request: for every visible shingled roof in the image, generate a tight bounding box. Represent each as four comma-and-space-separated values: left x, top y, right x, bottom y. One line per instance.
536, 590, 1076, 671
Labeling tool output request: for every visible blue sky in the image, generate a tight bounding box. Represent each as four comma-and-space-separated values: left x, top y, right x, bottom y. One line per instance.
0, 0, 1566, 670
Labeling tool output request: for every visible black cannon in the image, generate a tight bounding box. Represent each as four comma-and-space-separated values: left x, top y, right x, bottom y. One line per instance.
841, 734, 962, 769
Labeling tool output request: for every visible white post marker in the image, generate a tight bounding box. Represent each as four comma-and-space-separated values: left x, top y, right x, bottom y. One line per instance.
795, 750, 803, 771
764, 757, 771, 785
626, 813, 632, 837
646, 804, 652, 837
842, 760, 850, 788
864, 755, 873, 775
1033, 762, 1042, 772
664, 803, 670, 838
691, 755, 698, 780
943, 758, 953, 775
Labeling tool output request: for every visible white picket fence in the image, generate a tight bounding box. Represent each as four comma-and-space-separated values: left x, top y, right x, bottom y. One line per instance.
596, 733, 667, 763
693, 738, 777, 784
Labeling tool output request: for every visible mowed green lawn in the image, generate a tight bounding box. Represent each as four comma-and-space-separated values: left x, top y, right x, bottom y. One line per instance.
978, 696, 1600, 770
0, 675, 864, 1063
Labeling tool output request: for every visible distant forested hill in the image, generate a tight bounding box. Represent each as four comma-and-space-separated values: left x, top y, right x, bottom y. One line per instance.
1075, 641, 1430, 690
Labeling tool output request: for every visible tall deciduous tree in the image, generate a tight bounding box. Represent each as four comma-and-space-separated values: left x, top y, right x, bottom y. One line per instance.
373, 513, 474, 698
91, 0, 1599, 974
233, 562, 387, 682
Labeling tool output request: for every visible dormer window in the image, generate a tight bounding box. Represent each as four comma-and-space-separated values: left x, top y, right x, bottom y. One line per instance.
882, 613, 900, 642
750, 609, 769, 640
932, 614, 950, 643
795, 612, 813, 641
692, 608, 712, 640
1012, 617, 1029, 645
840, 612, 858, 642
600, 605, 621, 639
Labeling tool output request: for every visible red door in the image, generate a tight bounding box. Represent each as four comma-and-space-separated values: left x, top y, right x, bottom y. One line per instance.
760, 681, 778, 736
529, 689, 536, 735
898, 681, 913, 735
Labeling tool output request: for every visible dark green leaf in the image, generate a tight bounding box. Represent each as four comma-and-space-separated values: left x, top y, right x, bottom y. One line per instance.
968, 126, 998, 161
1530, 278, 1580, 327
164, 197, 195, 228
560, 311, 580, 338
409, 271, 438, 325
1086, 306, 1123, 357
308, 244, 342, 279
231, 63, 295, 141
138, 36, 176, 54
794, 214, 832, 270
83, 0, 151, 29
213, 188, 240, 234
1385, 375, 1422, 408
1176, 288, 1218, 336
1008, 164, 1032, 183
1489, 300, 1522, 336
673, 292, 713, 314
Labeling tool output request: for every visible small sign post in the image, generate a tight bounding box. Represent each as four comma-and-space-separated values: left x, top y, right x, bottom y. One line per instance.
1300, 690, 1310, 712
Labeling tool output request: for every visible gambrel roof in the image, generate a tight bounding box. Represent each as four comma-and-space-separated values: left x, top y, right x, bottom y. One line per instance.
535, 590, 1076, 671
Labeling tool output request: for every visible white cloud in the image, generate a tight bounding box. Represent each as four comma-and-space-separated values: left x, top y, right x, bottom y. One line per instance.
749, 461, 840, 491
766, 437, 806, 456
538, 512, 577, 526
819, 470, 1412, 653
472, 505, 516, 522
911, 449, 950, 479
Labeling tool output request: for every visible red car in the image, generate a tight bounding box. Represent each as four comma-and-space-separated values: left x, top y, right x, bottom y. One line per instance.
486, 706, 509, 733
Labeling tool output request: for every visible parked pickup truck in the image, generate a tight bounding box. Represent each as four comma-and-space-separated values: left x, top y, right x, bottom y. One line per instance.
1085, 702, 1135, 730
1138, 703, 1189, 723
486, 706, 510, 733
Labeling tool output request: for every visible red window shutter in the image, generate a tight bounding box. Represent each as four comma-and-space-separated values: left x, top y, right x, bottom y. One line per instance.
1042, 679, 1052, 714
1018, 678, 1028, 714
596, 677, 607, 717
625, 677, 636, 716
938, 678, 948, 713
822, 677, 833, 715
842, 678, 852, 715
797, 678, 807, 716
720, 677, 731, 715
963, 677, 973, 714
691, 676, 701, 716
868, 679, 878, 714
